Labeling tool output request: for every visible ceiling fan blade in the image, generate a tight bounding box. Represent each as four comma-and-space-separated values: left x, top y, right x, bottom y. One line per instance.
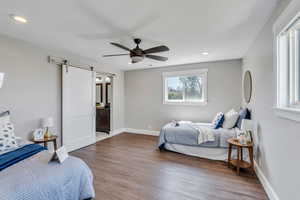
103, 54, 129, 57
110, 42, 131, 52
143, 45, 169, 54
146, 55, 168, 61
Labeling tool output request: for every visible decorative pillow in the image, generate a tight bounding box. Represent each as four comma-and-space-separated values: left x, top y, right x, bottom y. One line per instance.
0, 122, 18, 152
211, 112, 224, 129
0, 111, 10, 125
222, 109, 239, 129
236, 108, 251, 129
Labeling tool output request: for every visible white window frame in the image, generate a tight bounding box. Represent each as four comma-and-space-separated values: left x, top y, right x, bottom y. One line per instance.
274, 6, 300, 122
162, 69, 208, 105
290, 23, 300, 106
0, 72, 4, 88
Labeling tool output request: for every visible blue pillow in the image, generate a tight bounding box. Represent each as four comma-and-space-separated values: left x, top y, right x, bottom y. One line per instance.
212, 112, 225, 129
236, 108, 251, 129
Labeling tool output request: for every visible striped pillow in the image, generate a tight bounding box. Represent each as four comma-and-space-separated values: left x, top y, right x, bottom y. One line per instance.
212, 112, 225, 129
0, 122, 18, 152
0, 111, 10, 125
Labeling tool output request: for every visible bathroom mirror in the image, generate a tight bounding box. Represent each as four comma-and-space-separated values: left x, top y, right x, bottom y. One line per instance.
243, 70, 252, 103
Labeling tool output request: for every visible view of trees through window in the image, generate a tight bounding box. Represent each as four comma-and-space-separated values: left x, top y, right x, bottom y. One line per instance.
167, 76, 203, 101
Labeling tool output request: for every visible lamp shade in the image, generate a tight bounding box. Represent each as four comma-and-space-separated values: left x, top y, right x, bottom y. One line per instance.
241, 119, 253, 131
0, 72, 4, 88
42, 117, 54, 128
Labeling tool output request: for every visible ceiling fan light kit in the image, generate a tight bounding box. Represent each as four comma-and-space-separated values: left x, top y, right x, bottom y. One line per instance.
103, 38, 169, 64
131, 55, 143, 63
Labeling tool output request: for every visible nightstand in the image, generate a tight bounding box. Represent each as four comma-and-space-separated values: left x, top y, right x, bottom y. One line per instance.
32, 135, 58, 151
227, 138, 254, 175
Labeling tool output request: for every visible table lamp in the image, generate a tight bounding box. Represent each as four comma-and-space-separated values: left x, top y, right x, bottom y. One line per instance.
42, 117, 53, 138
241, 119, 254, 143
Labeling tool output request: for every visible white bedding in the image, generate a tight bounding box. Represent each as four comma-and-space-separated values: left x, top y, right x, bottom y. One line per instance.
159, 121, 248, 161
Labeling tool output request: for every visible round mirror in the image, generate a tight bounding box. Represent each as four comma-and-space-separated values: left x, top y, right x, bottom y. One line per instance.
243, 70, 252, 103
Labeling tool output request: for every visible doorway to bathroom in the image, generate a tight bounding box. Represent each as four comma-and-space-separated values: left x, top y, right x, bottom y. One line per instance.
95, 74, 113, 141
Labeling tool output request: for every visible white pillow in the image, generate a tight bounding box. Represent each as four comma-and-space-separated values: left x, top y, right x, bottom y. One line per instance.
0, 122, 18, 152
222, 109, 239, 129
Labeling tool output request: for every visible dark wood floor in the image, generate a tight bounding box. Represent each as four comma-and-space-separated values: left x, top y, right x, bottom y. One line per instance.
71, 133, 268, 200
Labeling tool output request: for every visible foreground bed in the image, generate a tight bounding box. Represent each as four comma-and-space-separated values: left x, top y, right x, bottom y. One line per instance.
0, 144, 95, 200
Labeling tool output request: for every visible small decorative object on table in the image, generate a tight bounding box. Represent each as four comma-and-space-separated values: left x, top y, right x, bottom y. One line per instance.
32, 135, 58, 151
42, 117, 54, 139
33, 128, 45, 140
240, 119, 254, 143
227, 138, 254, 175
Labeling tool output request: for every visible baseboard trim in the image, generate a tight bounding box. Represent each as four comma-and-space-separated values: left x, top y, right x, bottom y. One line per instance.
254, 161, 280, 200
124, 128, 160, 136
111, 128, 126, 136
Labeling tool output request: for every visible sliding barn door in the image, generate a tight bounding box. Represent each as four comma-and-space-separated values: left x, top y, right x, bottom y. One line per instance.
62, 66, 96, 152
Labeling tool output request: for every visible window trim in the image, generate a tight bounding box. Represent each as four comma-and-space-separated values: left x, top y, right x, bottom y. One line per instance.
162, 69, 208, 105
274, 8, 300, 122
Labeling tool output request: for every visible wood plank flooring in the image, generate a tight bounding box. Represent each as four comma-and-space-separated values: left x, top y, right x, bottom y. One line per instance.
71, 133, 268, 200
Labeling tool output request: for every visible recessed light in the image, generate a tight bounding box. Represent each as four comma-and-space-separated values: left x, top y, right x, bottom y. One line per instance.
202, 52, 209, 55
10, 14, 27, 23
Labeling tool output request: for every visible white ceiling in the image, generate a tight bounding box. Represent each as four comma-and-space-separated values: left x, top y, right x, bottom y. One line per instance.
0, 0, 278, 71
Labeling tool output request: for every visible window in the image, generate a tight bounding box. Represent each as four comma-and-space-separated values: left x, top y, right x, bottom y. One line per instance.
163, 69, 207, 105
275, 11, 300, 121
277, 14, 300, 107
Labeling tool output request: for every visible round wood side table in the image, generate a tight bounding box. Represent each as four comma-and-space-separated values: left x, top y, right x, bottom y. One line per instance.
227, 138, 254, 175
32, 135, 58, 151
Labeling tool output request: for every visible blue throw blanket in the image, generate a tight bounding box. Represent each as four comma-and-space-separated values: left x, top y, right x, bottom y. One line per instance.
0, 144, 46, 171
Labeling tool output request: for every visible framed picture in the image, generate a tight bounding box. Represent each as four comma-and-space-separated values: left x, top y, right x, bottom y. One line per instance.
33, 128, 45, 140
237, 130, 252, 144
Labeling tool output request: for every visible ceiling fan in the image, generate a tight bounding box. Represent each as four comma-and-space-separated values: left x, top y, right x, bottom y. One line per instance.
103, 38, 169, 63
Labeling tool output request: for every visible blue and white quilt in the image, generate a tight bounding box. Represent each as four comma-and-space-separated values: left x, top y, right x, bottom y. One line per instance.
0, 144, 95, 200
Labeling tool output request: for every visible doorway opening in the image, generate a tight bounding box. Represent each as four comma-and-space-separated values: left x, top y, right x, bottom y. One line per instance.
95, 75, 112, 141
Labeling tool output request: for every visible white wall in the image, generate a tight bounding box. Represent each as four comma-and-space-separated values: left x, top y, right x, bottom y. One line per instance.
0, 34, 124, 143
242, 0, 300, 199
125, 59, 242, 131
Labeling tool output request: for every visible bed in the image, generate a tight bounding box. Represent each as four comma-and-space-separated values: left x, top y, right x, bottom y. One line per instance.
158, 121, 247, 161
0, 142, 95, 200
